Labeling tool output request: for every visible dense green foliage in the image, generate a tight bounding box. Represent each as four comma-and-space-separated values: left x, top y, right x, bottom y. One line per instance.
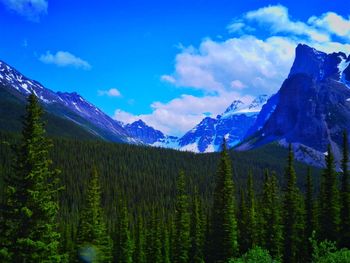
173, 171, 191, 263
340, 131, 350, 248
229, 247, 280, 263
75, 167, 113, 262
209, 142, 238, 262
261, 171, 283, 259
2, 96, 350, 262
282, 145, 305, 263
319, 146, 340, 243
0, 94, 64, 262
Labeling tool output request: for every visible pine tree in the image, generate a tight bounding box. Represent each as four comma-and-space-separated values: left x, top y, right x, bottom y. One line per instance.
261, 170, 283, 259
146, 208, 162, 263
1, 94, 65, 262
189, 188, 204, 263
209, 141, 238, 262
117, 202, 133, 263
282, 144, 305, 263
173, 171, 190, 263
76, 167, 113, 263
305, 167, 314, 260
238, 188, 249, 253
133, 212, 146, 263
162, 224, 171, 263
340, 131, 350, 248
246, 172, 258, 248
319, 145, 340, 243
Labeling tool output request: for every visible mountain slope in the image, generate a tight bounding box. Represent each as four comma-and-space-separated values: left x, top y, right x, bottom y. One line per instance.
176, 95, 269, 153
0, 60, 137, 143
238, 44, 350, 166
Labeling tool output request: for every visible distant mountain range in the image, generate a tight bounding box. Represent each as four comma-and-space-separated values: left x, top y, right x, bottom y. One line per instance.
1, 43, 350, 167
0, 60, 137, 144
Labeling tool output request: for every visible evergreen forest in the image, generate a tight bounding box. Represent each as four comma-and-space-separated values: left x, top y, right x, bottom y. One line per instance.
1, 95, 350, 262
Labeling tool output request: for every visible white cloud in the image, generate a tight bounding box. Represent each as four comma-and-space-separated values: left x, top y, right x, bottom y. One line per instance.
163, 5, 350, 98
114, 92, 251, 136
39, 51, 91, 70
244, 5, 330, 42
161, 75, 176, 84
231, 80, 246, 89
0, 0, 48, 21
308, 12, 350, 41
98, 88, 122, 97
164, 36, 297, 96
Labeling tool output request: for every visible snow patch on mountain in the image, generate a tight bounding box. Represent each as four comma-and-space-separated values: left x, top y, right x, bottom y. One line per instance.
0, 60, 137, 144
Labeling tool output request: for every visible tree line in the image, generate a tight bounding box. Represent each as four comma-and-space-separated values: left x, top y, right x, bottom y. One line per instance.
1, 94, 350, 262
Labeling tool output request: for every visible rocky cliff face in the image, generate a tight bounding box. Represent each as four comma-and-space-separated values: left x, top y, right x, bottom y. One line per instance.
239, 44, 350, 166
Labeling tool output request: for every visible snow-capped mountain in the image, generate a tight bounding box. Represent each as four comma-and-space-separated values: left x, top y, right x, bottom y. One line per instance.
0, 60, 137, 143
124, 119, 165, 144
175, 95, 269, 153
238, 44, 350, 167
123, 119, 180, 147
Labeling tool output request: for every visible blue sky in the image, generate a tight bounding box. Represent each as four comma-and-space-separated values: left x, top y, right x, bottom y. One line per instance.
0, 0, 350, 136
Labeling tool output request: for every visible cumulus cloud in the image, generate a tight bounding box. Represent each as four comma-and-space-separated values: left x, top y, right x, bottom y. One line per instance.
0, 0, 48, 21
163, 5, 350, 98
98, 88, 122, 97
39, 51, 91, 70
164, 36, 297, 95
308, 12, 350, 41
114, 92, 251, 136
244, 5, 330, 42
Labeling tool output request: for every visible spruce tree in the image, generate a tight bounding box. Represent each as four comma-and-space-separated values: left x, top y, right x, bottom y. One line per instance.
117, 202, 133, 263
282, 144, 305, 263
340, 131, 350, 248
133, 212, 146, 263
246, 172, 258, 248
189, 188, 204, 263
261, 170, 283, 259
145, 208, 162, 263
305, 167, 314, 260
1, 94, 65, 262
76, 167, 113, 263
320, 145, 340, 243
162, 224, 171, 263
173, 171, 190, 263
238, 188, 249, 253
209, 141, 238, 262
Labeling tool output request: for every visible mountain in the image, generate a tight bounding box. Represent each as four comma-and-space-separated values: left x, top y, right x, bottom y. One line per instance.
0, 60, 137, 143
238, 44, 350, 166
124, 119, 165, 144
175, 95, 269, 153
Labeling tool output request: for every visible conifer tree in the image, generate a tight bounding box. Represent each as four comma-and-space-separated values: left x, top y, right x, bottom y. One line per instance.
305, 167, 314, 259
340, 131, 350, 248
133, 213, 146, 263
209, 141, 238, 262
145, 208, 162, 263
117, 202, 133, 263
1, 94, 65, 262
246, 172, 258, 248
173, 171, 190, 263
282, 144, 305, 263
189, 188, 204, 263
261, 170, 283, 259
320, 145, 340, 243
238, 188, 249, 253
76, 167, 113, 263
162, 224, 171, 263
